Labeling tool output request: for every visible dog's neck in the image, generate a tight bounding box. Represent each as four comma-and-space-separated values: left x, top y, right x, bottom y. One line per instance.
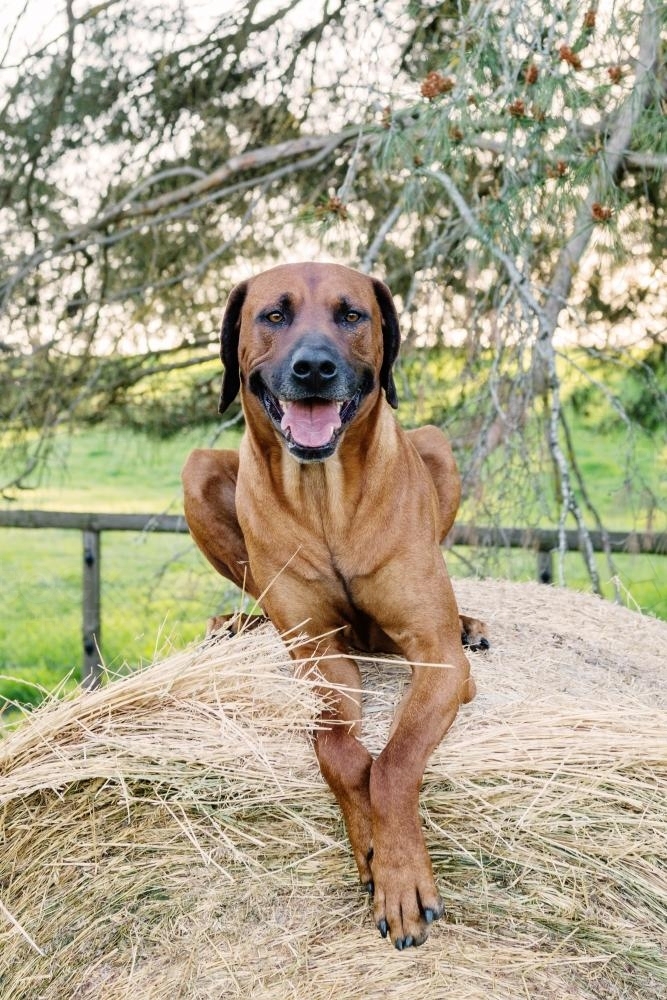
235, 393, 437, 583
239, 393, 401, 528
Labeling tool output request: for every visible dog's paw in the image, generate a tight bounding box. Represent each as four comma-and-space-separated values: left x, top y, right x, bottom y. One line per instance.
205, 612, 269, 638
459, 614, 490, 652
371, 843, 443, 950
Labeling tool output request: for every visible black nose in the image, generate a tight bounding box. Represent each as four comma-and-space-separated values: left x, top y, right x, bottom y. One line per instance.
290, 340, 339, 392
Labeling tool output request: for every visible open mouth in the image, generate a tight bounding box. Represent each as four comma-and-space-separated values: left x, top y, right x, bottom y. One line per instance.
260, 384, 361, 456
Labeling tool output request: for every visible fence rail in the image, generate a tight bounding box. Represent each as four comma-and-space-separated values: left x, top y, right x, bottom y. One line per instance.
2, 509, 665, 688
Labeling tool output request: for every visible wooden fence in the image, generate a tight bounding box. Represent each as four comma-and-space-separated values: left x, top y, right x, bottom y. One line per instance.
1, 508, 665, 688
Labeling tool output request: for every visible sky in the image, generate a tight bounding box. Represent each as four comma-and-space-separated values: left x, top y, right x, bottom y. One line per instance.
0, 0, 241, 70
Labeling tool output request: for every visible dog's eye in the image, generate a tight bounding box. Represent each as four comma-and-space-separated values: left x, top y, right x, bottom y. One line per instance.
265, 310, 284, 324
343, 310, 361, 324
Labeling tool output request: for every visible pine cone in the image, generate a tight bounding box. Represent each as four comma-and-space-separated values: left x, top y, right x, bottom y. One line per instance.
420, 71, 454, 99
558, 45, 582, 70
525, 63, 539, 85
591, 202, 613, 221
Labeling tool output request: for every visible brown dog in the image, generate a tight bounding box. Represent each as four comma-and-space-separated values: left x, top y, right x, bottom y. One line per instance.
182, 262, 487, 950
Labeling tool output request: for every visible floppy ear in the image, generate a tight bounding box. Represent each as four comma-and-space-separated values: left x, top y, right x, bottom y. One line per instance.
372, 278, 400, 409
218, 281, 248, 414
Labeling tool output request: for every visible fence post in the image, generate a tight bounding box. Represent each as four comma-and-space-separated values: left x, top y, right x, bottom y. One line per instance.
537, 547, 553, 584
82, 529, 102, 689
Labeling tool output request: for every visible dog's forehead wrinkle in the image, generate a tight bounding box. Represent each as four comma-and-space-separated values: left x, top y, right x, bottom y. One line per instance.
247, 285, 299, 315
253, 262, 373, 301
336, 294, 366, 313
272, 292, 294, 314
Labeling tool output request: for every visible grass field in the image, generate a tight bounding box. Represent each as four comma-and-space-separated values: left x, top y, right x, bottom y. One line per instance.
1, 413, 665, 709
0, 426, 243, 708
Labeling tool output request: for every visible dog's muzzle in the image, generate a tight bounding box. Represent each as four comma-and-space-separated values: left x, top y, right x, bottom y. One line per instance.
249, 337, 373, 462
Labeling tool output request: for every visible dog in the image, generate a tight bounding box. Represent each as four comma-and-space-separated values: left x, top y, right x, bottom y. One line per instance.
182, 262, 488, 949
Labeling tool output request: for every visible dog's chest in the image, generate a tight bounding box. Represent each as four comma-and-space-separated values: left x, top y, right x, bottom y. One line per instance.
238, 439, 404, 580
288, 462, 391, 556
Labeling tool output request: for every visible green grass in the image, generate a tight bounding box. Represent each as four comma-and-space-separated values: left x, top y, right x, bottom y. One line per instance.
0, 425, 245, 711
551, 420, 664, 533
1, 411, 665, 712
7, 424, 208, 512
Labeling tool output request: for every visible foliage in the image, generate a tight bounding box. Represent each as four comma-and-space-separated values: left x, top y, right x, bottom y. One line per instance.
0, 665, 77, 712
620, 342, 667, 432
95, 356, 228, 437
0, 0, 666, 592
567, 341, 667, 433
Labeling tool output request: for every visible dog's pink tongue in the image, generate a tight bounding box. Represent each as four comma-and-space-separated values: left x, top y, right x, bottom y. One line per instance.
281, 400, 341, 448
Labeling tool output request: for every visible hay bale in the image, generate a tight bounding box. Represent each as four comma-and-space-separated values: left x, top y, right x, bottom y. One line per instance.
1, 579, 666, 999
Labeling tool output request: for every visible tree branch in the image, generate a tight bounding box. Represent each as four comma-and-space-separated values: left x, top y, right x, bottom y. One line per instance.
542, 0, 661, 334
422, 6, 662, 599
0, 129, 373, 313
360, 202, 403, 273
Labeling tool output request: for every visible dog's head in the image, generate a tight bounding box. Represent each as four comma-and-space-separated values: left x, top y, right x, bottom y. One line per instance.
218, 262, 400, 463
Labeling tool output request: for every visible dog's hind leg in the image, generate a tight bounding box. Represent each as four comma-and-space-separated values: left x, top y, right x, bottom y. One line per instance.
182, 448, 260, 600
407, 425, 461, 541
408, 427, 490, 651
292, 642, 374, 891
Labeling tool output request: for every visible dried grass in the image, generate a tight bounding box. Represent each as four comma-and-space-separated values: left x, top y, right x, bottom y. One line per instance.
1, 579, 666, 999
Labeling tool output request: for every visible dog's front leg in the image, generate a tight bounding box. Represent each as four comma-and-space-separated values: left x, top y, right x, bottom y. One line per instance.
369, 652, 473, 949
352, 557, 474, 949
294, 646, 374, 890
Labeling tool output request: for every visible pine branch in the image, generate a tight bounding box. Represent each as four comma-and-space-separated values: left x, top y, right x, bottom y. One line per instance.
542, 0, 661, 334
421, 0, 660, 592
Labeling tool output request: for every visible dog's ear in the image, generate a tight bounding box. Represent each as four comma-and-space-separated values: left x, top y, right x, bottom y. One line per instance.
218, 281, 248, 414
372, 278, 400, 409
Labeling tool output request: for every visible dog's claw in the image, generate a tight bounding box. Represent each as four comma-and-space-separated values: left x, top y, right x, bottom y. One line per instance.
424, 900, 445, 926
363, 879, 374, 896
394, 934, 420, 951
462, 634, 491, 652
377, 918, 389, 939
